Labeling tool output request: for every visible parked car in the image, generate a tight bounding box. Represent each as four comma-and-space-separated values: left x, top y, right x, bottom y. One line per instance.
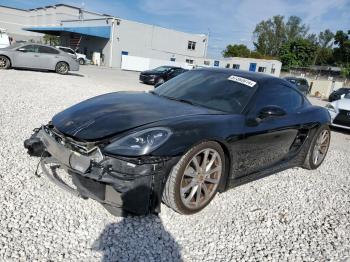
0, 28, 10, 48
284, 77, 310, 95
24, 69, 331, 217
326, 93, 350, 130
139, 66, 188, 86
0, 43, 79, 74
328, 87, 350, 102
56, 46, 90, 65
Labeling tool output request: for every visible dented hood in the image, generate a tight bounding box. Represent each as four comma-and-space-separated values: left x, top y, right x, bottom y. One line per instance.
52, 92, 217, 141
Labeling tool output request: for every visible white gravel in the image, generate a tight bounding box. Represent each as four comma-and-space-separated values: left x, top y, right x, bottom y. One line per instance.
0, 67, 350, 261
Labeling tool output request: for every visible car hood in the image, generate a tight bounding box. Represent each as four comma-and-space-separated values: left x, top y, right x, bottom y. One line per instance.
52, 92, 220, 141
333, 98, 350, 110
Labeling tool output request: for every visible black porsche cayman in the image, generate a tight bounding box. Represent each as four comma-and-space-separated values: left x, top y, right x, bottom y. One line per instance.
24, 68, 331, 216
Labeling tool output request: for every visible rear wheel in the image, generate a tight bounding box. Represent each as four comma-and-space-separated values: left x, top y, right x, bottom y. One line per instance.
0, 55, 10, 69
303, 126, 331, 170
162, 141, 225, 215
55, 62, 69, 75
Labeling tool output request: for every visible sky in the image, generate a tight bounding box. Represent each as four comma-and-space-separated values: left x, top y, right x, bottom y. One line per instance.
1, 0, 350, 58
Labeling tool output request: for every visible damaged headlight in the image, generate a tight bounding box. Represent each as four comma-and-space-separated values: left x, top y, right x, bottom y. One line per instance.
104, 127, 172, 156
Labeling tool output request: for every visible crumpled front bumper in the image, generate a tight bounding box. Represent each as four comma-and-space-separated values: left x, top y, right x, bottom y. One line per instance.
24, 127, 179, 216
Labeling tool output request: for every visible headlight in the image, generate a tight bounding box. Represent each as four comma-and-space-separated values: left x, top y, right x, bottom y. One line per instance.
104, 127, 172, 156
148, 75, 156, 79
325, 103, 337, 113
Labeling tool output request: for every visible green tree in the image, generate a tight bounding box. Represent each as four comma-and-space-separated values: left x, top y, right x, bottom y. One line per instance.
222, 44, 251, 57
314, 29, 335, 65
279, 38, 317, 70
253, 15, 308, 56
333, 30, 350, 65
43, 34, 60, 46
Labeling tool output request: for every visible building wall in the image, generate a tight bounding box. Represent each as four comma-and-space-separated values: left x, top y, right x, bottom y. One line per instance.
0, 5, 104, 41
110, 19, 207, 68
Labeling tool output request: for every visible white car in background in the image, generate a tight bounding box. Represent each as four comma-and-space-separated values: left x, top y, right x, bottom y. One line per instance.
56, 46, 90, 65
0, 28, 10, 48
326, 93, 350, 130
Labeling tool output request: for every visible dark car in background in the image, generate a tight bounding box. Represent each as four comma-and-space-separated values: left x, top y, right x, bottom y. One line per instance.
139, 66, 188, 86
284, 77, 310, 95
24, 69, 331, 217
328, 87, 350, 102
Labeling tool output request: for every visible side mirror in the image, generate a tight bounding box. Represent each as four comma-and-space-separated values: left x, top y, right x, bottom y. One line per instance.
17, 48, 27, 52
257, 105, 286, 121
154, 82, 162, 88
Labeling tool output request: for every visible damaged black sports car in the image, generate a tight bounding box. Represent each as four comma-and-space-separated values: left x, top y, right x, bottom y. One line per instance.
24, 68, 331, 216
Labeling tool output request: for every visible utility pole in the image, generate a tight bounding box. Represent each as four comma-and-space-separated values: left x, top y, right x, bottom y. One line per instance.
204, 28, 210, 58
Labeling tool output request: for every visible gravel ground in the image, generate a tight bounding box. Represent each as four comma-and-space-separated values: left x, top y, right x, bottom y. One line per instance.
0, 67, 350, 261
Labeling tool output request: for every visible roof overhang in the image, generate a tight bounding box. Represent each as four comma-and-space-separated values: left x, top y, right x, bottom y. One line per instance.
23, 26, 111, 39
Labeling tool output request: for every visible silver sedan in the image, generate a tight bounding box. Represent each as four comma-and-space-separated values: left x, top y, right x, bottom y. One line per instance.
0, 43, 79, 74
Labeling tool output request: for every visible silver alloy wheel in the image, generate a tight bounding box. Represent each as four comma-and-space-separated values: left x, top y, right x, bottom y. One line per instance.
180, 148, 222, 209
57, 62, 68, 74
0, 56, 8, 68
313, 129, 330, 165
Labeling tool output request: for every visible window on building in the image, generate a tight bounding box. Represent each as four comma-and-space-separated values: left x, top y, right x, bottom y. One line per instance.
204, 60, 210, 66
187, 41, 196, 50
214, 61, 220, 67
271, 68, 276, 74
225, 64, 230, 68
186, 59, 194, 64
170, 57, 176, 62
232, 64, 240, 69
258, 66, 267, 73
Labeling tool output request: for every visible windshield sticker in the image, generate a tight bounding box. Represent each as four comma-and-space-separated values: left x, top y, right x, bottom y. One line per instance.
228, 75, 256, 87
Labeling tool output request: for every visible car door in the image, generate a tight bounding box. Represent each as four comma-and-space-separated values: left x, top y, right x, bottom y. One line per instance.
234, 82, 304, 177
13, 45, 41, 68
37, 46, 60, 70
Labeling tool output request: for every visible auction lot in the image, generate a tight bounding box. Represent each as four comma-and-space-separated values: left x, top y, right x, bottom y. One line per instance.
0, 66, 349, 261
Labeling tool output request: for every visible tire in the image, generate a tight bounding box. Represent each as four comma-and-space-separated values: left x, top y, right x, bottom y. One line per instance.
162, 141, 225, 215
78, 58, 85, 65
0, 55, 11, 69
303, 125, 331, 170
55, 62, 69, 75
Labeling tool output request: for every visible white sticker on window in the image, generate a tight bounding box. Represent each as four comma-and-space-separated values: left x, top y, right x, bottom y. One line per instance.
228, 75, 256, 87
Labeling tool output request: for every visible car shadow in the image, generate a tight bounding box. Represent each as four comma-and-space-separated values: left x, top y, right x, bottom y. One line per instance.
92, 215, 182, 261
8, 68, 84, 77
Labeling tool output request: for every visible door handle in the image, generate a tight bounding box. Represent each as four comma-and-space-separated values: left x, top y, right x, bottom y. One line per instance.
34, 55, 39, 57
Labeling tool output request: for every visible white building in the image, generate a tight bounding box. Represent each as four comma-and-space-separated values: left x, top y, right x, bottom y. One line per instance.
0, 3, 281, 76
0, 4, 208, 68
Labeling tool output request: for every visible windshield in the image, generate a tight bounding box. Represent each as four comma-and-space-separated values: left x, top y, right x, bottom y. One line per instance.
154, 70, 258, 113
153, 66, 172, 72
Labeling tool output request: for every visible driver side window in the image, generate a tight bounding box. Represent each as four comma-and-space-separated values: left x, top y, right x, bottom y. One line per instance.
254, 84, 303, 114
17, 45, 38, 53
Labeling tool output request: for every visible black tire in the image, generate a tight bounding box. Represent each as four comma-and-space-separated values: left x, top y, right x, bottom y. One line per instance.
55, 62, 69, 75
0, 55, 11, 69
303, 125, 331, 170
78, 58, 85, 65
162, 141, 226, 215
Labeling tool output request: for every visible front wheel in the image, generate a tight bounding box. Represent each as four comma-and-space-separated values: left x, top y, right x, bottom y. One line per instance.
0, 55, 11, 69
55, 62, 69, 75
78, 58, 85, 65
162, 141, 225, 215
303, 125, 331, 170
